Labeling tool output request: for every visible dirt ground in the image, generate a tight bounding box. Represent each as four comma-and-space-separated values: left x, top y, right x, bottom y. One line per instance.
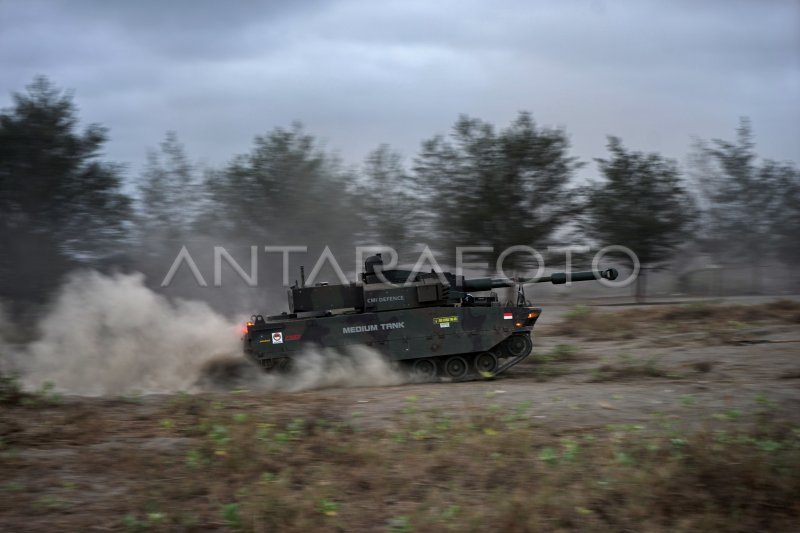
302, 325, 800, 431
1, 299, 799, 531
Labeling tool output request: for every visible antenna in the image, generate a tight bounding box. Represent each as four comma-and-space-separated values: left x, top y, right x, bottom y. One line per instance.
300, 266, 305, 288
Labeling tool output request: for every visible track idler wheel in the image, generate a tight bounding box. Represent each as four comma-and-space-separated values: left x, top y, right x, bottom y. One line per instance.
444, 355, 469, 379
504, 334, 533, 358
474, 351, 498, 374
412, 357, 437, 379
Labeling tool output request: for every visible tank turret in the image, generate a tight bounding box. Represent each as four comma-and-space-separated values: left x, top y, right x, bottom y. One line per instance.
288, 254, 617, 314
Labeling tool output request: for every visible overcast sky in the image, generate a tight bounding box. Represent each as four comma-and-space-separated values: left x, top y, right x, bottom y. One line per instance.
1, 0, 798, 179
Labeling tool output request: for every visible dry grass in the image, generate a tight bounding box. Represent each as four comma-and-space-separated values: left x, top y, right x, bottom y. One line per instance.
589, 354, 669, 382
0, 373, 62, 408
547, 300, 800, 343
530, 343, 581, 381
0, 372, 25, 405
1, 396, 798, 532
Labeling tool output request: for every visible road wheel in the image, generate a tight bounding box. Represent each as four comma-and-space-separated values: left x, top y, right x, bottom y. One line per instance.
412, 358, 437, 378
444, 356, 469, 379
474, 351, 498, 374
504, 334, 533, 358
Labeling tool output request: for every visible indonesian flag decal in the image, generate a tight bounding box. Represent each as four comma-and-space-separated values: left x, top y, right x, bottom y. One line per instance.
503, 312, 513, 320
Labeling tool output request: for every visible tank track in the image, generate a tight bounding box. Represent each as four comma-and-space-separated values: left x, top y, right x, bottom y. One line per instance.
248, 333, 534, 382
402, 333, 534, 382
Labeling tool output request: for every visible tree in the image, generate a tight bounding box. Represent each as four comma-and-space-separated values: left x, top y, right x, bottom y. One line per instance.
770, 164, 800, 269
199, 123, 362, 289
133, 131, 211, 290
582, 137, 694, 302
355, 144, 416, 258
204, 123, 357, 242
0, 76, 131, 305
413, 112, 581, 271
139, 131, 201, 235
691, 119, 790, 292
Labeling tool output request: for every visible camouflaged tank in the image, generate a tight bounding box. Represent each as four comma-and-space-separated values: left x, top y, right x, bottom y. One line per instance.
242, 254, 618, 380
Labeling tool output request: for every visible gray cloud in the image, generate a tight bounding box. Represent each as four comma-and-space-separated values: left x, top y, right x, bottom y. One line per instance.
1, 0, 798, 176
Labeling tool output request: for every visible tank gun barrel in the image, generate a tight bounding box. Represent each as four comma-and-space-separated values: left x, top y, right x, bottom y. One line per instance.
461, 268, 618, 291
536, 268, 619, 285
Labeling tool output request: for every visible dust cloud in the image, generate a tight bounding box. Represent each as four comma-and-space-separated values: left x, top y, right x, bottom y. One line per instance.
0, 301, 12, 358
196, 345, 406, 393
5, 271, 404, 395
285, 345, 406, 391
12, 271, 239, 395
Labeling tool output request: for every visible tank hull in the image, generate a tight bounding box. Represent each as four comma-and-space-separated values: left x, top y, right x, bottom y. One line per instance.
244, 305, 541, 375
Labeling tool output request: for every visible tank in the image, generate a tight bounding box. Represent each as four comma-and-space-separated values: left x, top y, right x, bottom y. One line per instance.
242, 254, 618, 380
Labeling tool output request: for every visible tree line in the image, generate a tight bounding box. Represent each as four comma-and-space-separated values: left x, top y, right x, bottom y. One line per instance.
1, 76, 798, 312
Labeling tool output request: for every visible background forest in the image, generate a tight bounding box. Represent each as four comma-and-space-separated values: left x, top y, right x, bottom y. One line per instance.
2, 77, 799, 318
